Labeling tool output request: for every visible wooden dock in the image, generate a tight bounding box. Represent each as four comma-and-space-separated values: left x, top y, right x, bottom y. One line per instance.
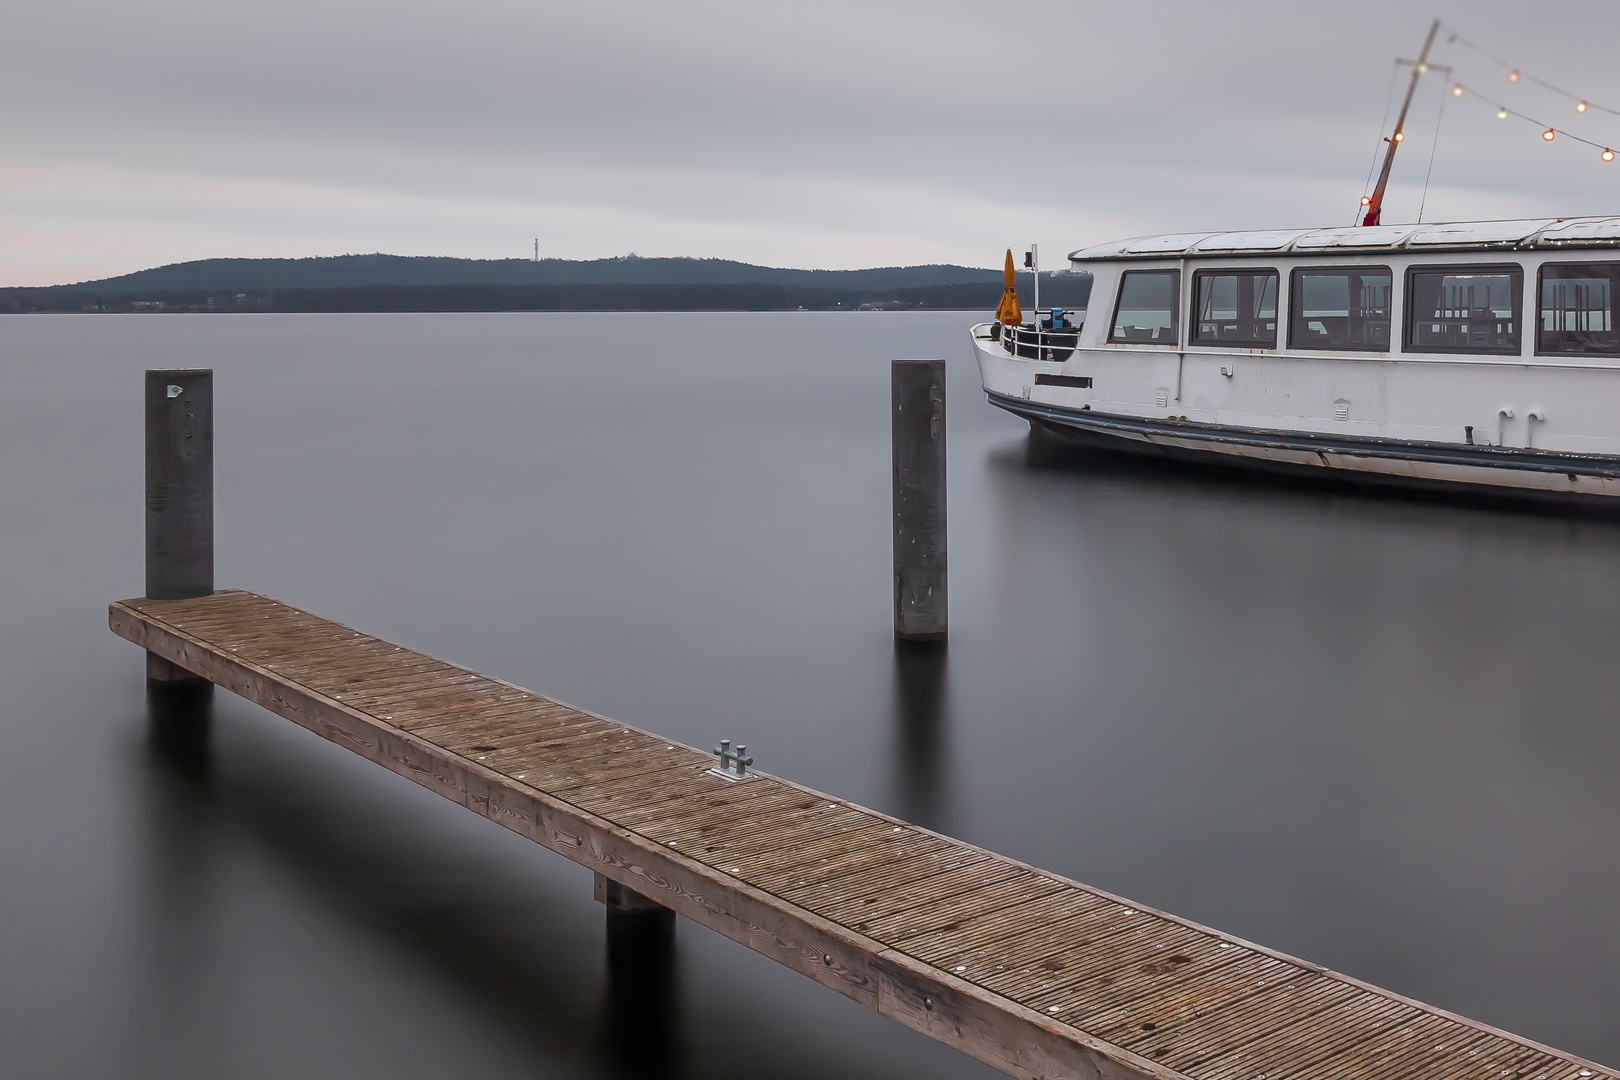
112, 589, 1614, 1080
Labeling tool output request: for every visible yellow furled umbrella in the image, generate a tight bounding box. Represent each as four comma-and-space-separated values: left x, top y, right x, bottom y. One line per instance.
994, 249, 1023, 326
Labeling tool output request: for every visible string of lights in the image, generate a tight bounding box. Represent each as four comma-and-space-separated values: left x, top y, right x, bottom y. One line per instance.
1447, 30, 1620, 122
1448, 80, 1616, 162
1356, 24, 1615, 222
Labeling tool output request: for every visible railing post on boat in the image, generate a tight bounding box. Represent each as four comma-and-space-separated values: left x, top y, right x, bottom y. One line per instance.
892, 359, 947, 641
145, 369, 214, 684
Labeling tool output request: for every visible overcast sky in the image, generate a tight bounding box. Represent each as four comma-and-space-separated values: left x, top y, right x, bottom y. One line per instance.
4, 0, 1619, 285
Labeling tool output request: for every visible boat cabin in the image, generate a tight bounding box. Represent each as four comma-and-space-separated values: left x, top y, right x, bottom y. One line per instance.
994, 217, 1620, 365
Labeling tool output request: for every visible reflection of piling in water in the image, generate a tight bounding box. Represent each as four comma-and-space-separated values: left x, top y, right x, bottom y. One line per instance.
893, 639, 947, 828
145, 368, 213, 685
146, 678, 214, 772
596, 873, 677, 1074
892, 359, 947, 640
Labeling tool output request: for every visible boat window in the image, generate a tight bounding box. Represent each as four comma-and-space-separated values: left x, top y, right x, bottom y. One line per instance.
1109, 270, 1180, 345
1538, 262, 1620, 355
1192, 269, 1278, 348
1288, 267, 1392, 351
1405, 265, 1522, 354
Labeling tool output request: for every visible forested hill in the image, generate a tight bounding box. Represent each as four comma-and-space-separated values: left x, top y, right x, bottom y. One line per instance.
3, 254, 1092, 313
65, 254, 1005, 292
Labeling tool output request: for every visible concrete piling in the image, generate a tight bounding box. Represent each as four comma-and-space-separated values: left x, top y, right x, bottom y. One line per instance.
145, 369, 213, 682
892, 359, 947, 640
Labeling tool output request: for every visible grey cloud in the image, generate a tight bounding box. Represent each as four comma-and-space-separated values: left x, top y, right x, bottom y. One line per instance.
3, 0, 1619, 284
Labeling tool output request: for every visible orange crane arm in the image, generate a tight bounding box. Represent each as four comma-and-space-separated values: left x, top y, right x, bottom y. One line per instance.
1362, 19, 1440, 226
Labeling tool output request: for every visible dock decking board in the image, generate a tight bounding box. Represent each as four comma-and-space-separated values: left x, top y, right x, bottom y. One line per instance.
109, 590, 1615, 1080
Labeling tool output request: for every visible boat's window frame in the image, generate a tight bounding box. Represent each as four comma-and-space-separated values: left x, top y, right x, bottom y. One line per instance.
1286, 264, 1394, 353
1189, 266, 1280, 349
1402, 262, 1524, 356
1107, 268, 1182, 347
1535, 260, 1620, 357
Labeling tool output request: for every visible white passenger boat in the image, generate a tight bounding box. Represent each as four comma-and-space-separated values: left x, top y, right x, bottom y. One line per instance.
971, 217, 1620, 499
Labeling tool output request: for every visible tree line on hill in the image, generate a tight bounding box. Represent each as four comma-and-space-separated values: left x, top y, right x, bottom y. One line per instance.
0, 253, 1091, 313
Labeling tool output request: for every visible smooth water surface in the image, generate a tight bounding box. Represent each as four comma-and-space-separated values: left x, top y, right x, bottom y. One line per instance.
1, 312, 1615, 1078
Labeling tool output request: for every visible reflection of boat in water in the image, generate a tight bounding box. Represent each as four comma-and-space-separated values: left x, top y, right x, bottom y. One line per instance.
972, 218, 1620, 499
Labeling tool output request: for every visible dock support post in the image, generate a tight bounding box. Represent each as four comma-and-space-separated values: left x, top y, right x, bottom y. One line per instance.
595, 872, 676, 943
145, 369, 213, 683
595, 872, 676, 1067
892, 359, 947, 640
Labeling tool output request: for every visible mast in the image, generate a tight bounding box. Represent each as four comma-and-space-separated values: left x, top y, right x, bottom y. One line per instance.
1361, 18, 1440, 227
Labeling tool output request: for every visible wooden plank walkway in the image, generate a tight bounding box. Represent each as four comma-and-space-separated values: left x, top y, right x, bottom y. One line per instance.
111, 589, 1615, 1080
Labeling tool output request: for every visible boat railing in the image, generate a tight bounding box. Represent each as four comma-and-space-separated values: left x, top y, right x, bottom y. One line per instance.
996, 313, 1082, 362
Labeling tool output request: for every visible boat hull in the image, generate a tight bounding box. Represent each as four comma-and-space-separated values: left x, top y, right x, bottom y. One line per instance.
987, 388, 1620, 498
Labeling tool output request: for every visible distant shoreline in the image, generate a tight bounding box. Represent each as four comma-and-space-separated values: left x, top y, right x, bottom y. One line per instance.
0, 279, 1090, 315
1, 308, 1007, 315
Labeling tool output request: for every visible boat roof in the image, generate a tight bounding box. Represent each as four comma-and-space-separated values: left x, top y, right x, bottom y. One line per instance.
1069, 217, 1620, 262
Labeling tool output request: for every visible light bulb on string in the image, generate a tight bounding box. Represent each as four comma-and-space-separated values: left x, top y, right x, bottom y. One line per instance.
1361, 196, 1372, 206
1497, 108, 1509, 119
1605, 149, 1616, 162
1543, 128, 1556, 141
1577, 101, 1589, 113
1451, 84, 1465, 98
1507, 69, 1521, 83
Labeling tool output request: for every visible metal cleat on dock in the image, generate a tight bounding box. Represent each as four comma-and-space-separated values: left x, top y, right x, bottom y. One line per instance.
710, 738, 753, 781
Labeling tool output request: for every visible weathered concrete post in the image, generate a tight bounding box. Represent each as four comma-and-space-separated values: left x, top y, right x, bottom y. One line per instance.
892, 359, 947, 640
145, 369, 213, 683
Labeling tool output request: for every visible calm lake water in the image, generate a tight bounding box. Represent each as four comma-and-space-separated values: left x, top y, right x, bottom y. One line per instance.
1, 312, 1615, 1078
